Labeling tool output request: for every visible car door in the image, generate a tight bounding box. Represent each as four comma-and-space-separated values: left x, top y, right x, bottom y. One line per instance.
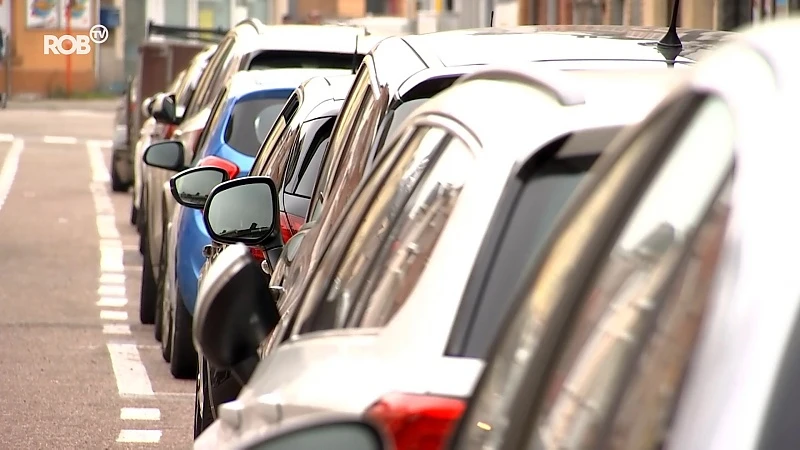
454, 91, 736, 450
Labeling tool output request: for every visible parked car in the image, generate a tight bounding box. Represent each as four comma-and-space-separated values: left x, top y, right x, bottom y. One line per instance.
449, 20, 791, 450
142, 68, 350, 381
169, 72, 355, 437
133, 45, 217, 235
191, 63, 685, 449
110, 89, 133, 192
139, 20, 386, 338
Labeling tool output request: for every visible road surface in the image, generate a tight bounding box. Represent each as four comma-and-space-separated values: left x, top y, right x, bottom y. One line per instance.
0, 106, 193, 448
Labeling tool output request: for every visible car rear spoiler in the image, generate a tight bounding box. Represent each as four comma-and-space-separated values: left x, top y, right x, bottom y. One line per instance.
145, 21, 229, 43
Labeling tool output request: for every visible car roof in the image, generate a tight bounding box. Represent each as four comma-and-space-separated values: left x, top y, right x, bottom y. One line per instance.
224, 68, 353, 100
293, 74, 356, 122
369, 25, 731, 99
240, 25, 389, 55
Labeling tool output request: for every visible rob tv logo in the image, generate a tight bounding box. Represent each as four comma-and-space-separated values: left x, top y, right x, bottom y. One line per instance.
43, 24, 109, 55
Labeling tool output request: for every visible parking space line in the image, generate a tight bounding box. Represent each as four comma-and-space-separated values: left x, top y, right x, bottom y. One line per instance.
43, 135, 79, 145
103, 324, 132, 335
97, 297, 128, 307
98, 284, 126, 297
0, 139, 23, 212
120, 407, 161, 421
100, 310, 128, 321
116, 429, 162, 443
107, 342, 154, 396
0, 133, 14, 142
100, 273, 126, 284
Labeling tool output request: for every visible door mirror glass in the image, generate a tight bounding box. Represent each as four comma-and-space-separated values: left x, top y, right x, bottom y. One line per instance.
203, 177, 282, 248
143, 141, 185, 171
169, 166, 229, 209
240, 418, 386, 450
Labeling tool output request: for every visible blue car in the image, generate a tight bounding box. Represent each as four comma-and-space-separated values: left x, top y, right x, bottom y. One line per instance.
163, 68, 352, 379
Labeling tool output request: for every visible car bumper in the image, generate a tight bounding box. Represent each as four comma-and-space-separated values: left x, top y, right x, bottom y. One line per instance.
112, 147, 133, 184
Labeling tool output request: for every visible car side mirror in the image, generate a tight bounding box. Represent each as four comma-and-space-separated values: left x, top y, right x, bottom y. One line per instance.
169, 166, 229, 210
141, 96, 154, 117
151, 92, 179, 125
193, 243, 280, 370
235, 415, 387, 450
203, 176, 283, 249
143, 140, 186, 171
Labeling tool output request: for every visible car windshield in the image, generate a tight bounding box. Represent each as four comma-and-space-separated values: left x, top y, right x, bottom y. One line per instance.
224, 97, 290, 157
249, 51, 363, 70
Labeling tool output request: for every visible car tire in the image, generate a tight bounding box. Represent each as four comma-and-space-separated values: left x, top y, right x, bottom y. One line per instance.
194, 359, 214, 438
138, 235, 157, 325
110, 163, 129, 192
161, 305, 172, 362
170, 291, 198, 379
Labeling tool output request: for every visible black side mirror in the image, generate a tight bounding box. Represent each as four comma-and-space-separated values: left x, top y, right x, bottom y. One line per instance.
234, 415, 387, 450
143, 140, 186, 171
203, 176, 283, 249
151, 92, 179, 124
169, 166, 229, 209
193, 244, 280, 370
141, 96, 154, 117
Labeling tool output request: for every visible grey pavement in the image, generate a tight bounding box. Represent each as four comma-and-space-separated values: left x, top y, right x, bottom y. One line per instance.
5, 99, 120, 112
0, 112, 193, 449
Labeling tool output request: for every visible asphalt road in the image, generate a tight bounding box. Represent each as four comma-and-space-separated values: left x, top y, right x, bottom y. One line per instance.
0, 107, 194, 449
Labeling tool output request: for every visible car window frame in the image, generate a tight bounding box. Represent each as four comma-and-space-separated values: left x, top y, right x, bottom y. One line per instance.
251, 92, 301, 175
452, 92, 709, 450
186, 37, 233, 118
192, 87, 230, 163
284, 116, 337, 196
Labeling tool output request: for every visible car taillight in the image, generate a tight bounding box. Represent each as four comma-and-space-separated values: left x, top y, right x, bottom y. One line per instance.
250, 247, 265, 261
197, 155, 239, 180
278, 213, 305, 243
365, 393, 466, 450
162, 124, 178, 139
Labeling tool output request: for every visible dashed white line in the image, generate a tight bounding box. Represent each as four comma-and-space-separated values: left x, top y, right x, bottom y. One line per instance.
97, 297, 128, 308
0, 133, 14, 142
120, 407, 161, 421
106, 342, 155, 396
0, 139, 24, 211
98, 284, 126, 297
100, 309, 128, 321
99, 272, 126, 284
117, 429, 162, 443
43, 135, 78, 145
103, 324, 132, 335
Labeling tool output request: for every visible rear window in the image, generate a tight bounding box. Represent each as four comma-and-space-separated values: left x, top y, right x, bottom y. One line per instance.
224, 97, 289, 157
285, 117, 336, 197
248, 51, 362, 71
459, 126, 622, 359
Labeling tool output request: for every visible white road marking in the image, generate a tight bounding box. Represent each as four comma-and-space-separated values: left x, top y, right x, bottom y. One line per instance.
120, 407, 161, 421
100, 310, 128, 321
98, 284, 126, 297
99, 272, 126, 284
102, 324, 131, 335
0, 139, 24, 212
116, 430, 162, 443
87, 139, 113, 148
0, 133, 14, 142
106, 343, 154, 396
97, 297, 128, 307
122, 392, 194, 398
43, 135, 78, 145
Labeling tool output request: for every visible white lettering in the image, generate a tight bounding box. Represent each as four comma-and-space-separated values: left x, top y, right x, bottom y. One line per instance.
43, 34, 93, 55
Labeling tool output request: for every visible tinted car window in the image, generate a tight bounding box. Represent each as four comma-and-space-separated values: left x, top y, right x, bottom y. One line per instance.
224, 97, 289, 157
187, 38, 233, 117
251, 93, 300, 175
248, 51, 363, 70
350, 136, 476, 328
285, 117, 336, 196
459, 127, 621, 359
292, 125, 441, 335
531, 96, 734, 450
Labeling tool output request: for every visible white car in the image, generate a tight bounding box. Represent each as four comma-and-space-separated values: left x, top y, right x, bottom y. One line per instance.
191, 64, 684, 449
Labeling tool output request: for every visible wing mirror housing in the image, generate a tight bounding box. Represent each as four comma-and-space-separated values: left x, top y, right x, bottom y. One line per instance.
151, 92, 180, 125
193, 243, 280, 371
232, 414, 387, 450
142, 141, 186, 172
141, 96, 154, 117
169, 166, 229, 210
203, 176, 283, 249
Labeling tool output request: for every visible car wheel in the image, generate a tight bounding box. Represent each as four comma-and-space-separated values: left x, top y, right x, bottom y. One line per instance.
110, 163, 129, 192
160, 300, 172, 362
154, 222, 169, 342
170, 290, 198, 379
194, 359, 214, 438
138, 234, 157, 325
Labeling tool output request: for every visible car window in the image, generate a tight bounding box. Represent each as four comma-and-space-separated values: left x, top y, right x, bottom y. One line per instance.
262, 119, 301, 191
224, 96, 289, 157
284, 117, 336, 197
292, 125, 442, 335
192, 88, 229, 163
202, 49, 239, 110
458, 126, 621, 360
454, 93, 706, 450
530, 95, 735, 450
349, 136, 476, 328
187, 38, 232, 117
251, 93, 300, 175
308, 63, 371, 218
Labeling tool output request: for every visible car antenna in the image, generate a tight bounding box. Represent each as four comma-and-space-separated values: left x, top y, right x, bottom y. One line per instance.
657, 0, 682, 68
351, 34, 359, 74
